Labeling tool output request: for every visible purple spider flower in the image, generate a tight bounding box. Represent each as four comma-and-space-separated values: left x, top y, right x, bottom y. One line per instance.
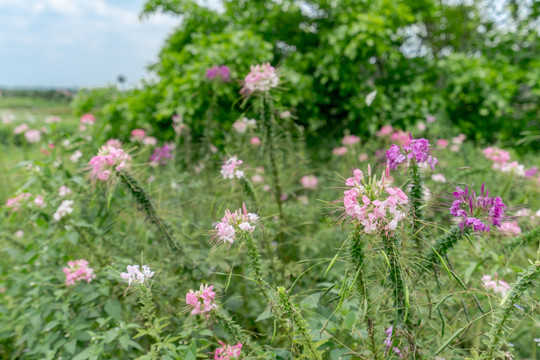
450, 183, 506, 232
206, 65, 230, 82
386, 134, 438, 170
149, 144, 173, 166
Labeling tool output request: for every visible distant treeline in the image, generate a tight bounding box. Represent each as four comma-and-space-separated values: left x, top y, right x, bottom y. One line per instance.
0, 88, 76, 101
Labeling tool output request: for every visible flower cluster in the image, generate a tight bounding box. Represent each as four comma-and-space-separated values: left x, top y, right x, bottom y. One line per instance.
63, 259, 95, 286
343, 165, 408, 234
14, 123, 29, 134
25, 129, 41, 143
342, 134, 360, 146
450, 184, 506, 232
220, 156, 244, 180
481, 274, 510, 296
207, 65, 230, 81
215, 204, 259, 244
332, 146, 347, 156
214, 341, 242, 360
240, 63, 279, 95
120, 265, 155, 286
6, 193, 31, 211
58, 185, 72, 197
149, 144, 173, 166
80, 113, 96, 125
386, 135, 438, 170
88, 142, 131, 181
384, 326, 406, 359
185, 283, 218, 316
130, 129, 146, 142
482, 146, 538, 180
53, 200, 74, 221
232, 117, 256, 134
300, 175, 318, 190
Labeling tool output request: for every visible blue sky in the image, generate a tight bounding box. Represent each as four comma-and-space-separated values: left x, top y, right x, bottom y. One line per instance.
0, 0, 180, 88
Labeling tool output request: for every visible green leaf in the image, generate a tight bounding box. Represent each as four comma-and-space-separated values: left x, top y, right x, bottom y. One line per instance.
104, 299, 122, 320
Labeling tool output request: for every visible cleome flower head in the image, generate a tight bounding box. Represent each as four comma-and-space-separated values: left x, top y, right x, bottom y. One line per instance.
482, 274, 510, 296
450, 183, 506, 232
214, 203, 259, 244
207, 65, 230, 82
88, 142, 131, 181
386, 134, 438, 170
63, 259, 95, 286
120, 265, 154, 286
214, 341, 242, 360
185, 283, 218, 316
342, 165, 408, 234
149, 144, 173, 166
220, 156, 245, 180
240, 63, 279, 95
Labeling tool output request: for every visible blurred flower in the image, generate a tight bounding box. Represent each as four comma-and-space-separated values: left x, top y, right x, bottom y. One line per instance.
45, 116, 61, 124
332, 146, 347, 156
80, 113, 96, 125
149, 144, 173, 166
130, 129, 146, 142
206, 65, 230, 81
120, 265, 154, 286
416, 122, 426, 131
482, 274, 510, 296
358, 153, 368, 161
220, 156, 244, 179
214, 203, 259, 244
450, 183, 506, 232
58, 186, 72, 197
241, 63, 279, 95
232, 117, 256, 134
426, 115, 436, 123
250, 136, 261, 146
377, 125, 393, 137
279, 110, 291, 119
365, 90, 377, 106
500, 221, 521, 236
390, 130, 410, 145
436, 139, 449, 149
88, 143, 131, 181
300, 175, 318, 190
70, 150, 83, 163
6, 193, 31, 211
33, 195, 45, 207
63, 259, 95, 286
143, 136, 157, 146
14, 230, 24, 238
431, 174, 446, 183
186, 283, 218, 316
14, 123, 29, 134
1, 111, 15, 124
24, 129, 41, 143
452, 134, 466, 145
214, 341, 242, 360
342, 134, 360, 146
53, 200, 74, 221
251, 174, 264, 184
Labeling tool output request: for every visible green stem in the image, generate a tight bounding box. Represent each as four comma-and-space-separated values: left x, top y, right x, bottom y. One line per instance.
410, 163, 424, 249
383, 235, 409, 327
244, 233, 269, 302
240, 177, 258, 210
118, 171, 178, 250
425, 226, 468, 269
214, 309, 263, 355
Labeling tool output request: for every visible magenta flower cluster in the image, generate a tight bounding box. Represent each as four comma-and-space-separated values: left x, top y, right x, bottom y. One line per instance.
384, 326, 406, 359
450, 183, 506, 232
386, 135, 438, 170
149, 144, 173, 166
88, 142, 131, 181
343, 166, 408, 234
214, 341, 242, 360
206, 65, 230, 82
63, 259, 95, 286
185, 283, 218, 316
215, 203, 259, 244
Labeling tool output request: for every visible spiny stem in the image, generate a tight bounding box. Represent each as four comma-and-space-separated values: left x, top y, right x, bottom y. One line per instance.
118, 171, 178, 250
348, 228, 381, 359
425, 225, 468, 269
485, 262, 539, 358
276, 286, 323, 360
410, 162, 424, 249
240, 177, 258, 210
244, 233, 269, 302
383, 235, 409, 327
214, 309, 263, 355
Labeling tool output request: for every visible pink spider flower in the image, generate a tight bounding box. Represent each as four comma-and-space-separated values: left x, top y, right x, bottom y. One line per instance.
500, 221, 521, 236
24, 129, 41, 143
240, 63, 279, 95
390, 130, 410, 146
88, 142, 131, 182
342, 134, 360, 146
214, 203, 259, 244
342, 165, 408, 234
300, 175, 318, 190
63, 259, 95, 286
186, 283, 218, 316
80, 113, 96, 125
377, 125, 394, 137
332, 146, 347, 156
220, 156, 244, 179
6, 193, 31, 211
214, 341, 242, 360
130, 129, 146, 142
482, 274, 511, 296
